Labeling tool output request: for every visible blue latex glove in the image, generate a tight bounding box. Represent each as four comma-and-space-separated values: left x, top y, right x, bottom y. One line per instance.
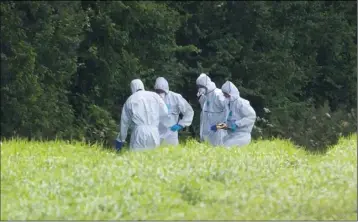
210, 124, 217, 132
170, 124, 183, 132
115, 139, 124, 151
228, 123, 237, 132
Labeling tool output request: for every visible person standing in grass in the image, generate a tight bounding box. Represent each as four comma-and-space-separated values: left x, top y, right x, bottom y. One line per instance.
211, 80, 256, 148
154, 77, 194, 146
196, 73, 229, 146
118, 79, 169, 151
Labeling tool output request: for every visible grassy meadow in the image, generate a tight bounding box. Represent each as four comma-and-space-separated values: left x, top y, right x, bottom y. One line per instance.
1, 135, 357, 220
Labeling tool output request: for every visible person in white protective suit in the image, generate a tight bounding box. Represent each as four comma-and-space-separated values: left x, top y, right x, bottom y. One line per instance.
212, 81, 256, 148
196, 73, 229, 146
154, 77, 194, 146
119, 79, 169, 150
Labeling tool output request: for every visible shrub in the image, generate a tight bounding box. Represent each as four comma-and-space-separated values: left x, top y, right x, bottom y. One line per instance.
80, 105, 118, 147
253, 102, 357, 152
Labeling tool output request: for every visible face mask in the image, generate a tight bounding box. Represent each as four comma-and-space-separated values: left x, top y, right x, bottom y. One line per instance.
223, 91, 234, 101
159, 93, 165, 99
197, 87, 206, 97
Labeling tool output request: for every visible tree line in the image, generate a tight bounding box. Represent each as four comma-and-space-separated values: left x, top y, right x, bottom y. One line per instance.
1, 1, 356, 151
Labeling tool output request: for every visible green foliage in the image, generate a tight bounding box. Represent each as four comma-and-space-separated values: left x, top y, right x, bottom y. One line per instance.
0, 1, 356, 150
82, 104, 117, 147
1, 1, 87, 139
1, 136, 356, 220
253, 102, 357, 152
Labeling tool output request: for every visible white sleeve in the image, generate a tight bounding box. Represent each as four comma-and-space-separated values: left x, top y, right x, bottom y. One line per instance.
235, 100, 256, 129
198, 95, 206, 109
214, 91, 228, 110
120, 100, 131, 142
177, 94, 194, 127
157, 94, 169, 118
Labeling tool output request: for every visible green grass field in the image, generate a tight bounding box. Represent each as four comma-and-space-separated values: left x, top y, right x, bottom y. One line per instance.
1, 135, 357, 220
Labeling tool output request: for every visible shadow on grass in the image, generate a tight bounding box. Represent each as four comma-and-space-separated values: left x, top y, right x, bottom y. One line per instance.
292, 141, 333, 156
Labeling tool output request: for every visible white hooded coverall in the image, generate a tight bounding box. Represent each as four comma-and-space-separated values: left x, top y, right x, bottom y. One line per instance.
221, 81, 256, 148
154, 77, 194, 146
120, 79, 169, 150
196, 74, 229, 146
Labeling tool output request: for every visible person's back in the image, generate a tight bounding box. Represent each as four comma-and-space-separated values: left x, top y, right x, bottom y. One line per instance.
127, 90, 165, 126
154, 77, 194, 146
120, 79, 168, 150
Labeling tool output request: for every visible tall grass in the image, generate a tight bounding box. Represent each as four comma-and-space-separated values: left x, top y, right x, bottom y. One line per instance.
1, 135, 357, 220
